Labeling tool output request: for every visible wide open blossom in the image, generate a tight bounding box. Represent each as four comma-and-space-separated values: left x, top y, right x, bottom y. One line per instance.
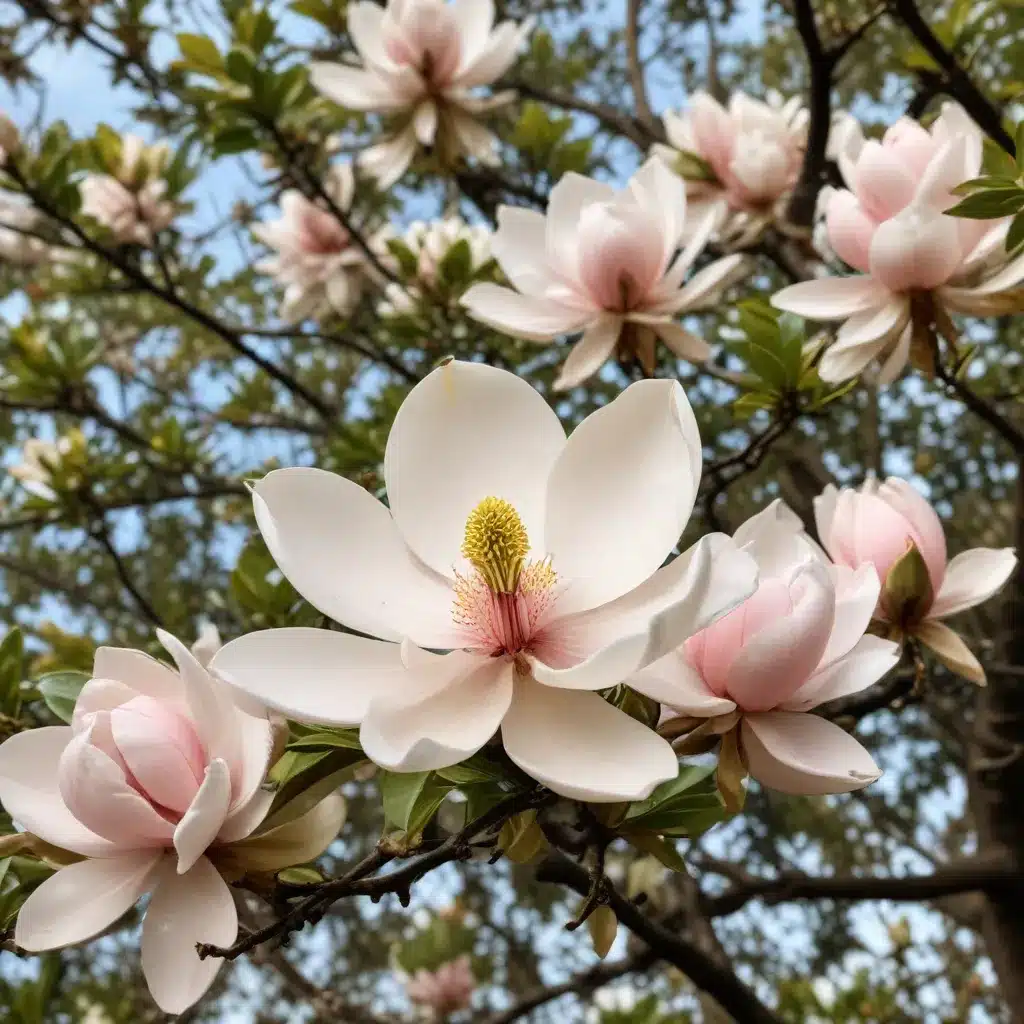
406, 954, 475, 1016
816, 478, 1017, 684
253, 164, 368, 322
0, 631, 344, 1013
210, 359, 758, 803
311, 0, 532, 188
652, 91, 808, 244
645, 500, 901, 795
80, 134, 175, 244
773, 104, 1024, 384
461, 159, 748, 390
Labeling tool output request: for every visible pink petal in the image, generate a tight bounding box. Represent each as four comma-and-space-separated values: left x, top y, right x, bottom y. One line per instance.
91, 647, 184, 706
781, 634, 901, 711
819, 564, 882, 667
741, 711, 882, 795
930, 548, 1017, 619
853, 140, 916, 221
15, 852, 161, 951
868, 206, 962, 291
630, 649, 737, 717
825, 191, 875, 272
141, 856, 237, 1014
174, 758, 232, 874
877, 478, 947, 593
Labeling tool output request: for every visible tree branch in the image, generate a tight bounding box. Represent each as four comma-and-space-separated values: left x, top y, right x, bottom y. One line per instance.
889, 0, 1014, 152
625, 0, 656, 132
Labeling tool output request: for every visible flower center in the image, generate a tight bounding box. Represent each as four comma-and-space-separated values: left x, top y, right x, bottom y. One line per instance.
452, 497, 558, 657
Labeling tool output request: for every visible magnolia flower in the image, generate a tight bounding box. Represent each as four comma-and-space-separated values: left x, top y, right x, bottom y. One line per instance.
8, 433, 81, 501
816, 478, 1017, 684
647, 501, 901, 795
210, 360, 758, 803
0, 193, 52, 265
311, 0, 532, 188
773, 104, 1024, 384
379, 216, 492, 315
253, 165, 367, 322
461, 160, 747, 389
0, 631, 344, 1013
652, 91, 808, 243
81, 134, 175, 244
406, 954, 475, 1016
191, 621, 223, 667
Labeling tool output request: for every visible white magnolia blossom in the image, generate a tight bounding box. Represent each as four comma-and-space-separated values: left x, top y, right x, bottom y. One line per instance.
379, 216, 492, 315
311, 0, 532, 188
649, 500, 901, 795
8, 434, 78, 501
253, 164, 368, 322
461, 159, 748, 389
0, 192, 53, 265
773, 104, 1024, 384
80, 134, 176, 244
652, 90, 808, 244
210, 359, 758, 803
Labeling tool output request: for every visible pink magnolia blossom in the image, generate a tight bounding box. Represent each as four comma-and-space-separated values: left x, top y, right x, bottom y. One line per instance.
253, 164, 368, 322
406, 954, 475, 1016
652, 91, 808, 243
644, 501, 901, 795
311, 0, 532, 188
461, 159, 748, 389
773, 105, 1024, 384
209, 359, 759, 803
816, 478, 1017, 683
0, 631, 344, 1013
80, 135, 175, 244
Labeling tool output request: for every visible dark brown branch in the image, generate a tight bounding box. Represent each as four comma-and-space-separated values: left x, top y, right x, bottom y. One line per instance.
481, 950, 658, 1024
890, 0, 1014, 153
536, 851, 783, 1024
703, 850, 1019, 917
88, 508, 166, 628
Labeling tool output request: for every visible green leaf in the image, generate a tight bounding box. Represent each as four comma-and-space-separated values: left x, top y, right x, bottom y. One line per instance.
0, 628, 24, 716
212, 125, 260, 155
497, 809, 547, 863
606, 685, 660, 729
946, 188, 1024, 219
35, 670, 89, 723
286, 728, 363, 752
177, 33, 224, 74
225, 46, 258, 86
436, 750, 510, 785
624, 763, 725, 836
379, 771, 455, 836
881, 541, 934, 624
438, 238, 473, 287
622, 829, 688, 872
587, 905, 617, 959
462, 782, 511, 823
983, 137, 1019, 178
0, 856, 11, 891
265, 746, 364, 828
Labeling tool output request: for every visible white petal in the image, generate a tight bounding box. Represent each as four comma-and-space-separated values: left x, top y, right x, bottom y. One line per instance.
666, 254, 748, 312
15, 852, 161, 951
310, 62, 411, 111
0, 727, 114, 856
174, 758, 232, 874
873, 322, 914, 386
742, 712, 882, 795
347, 1, 389, 67
461, 283, 591, 341
226, 792, 345, 873
630, 650, 737, 717
412, 100, 438, 145
141, 856, 237, 1015
833, 297, 909, 349
451, 0, 495, 61
359, 127, 419, 189
361, 656, 513, 772
528, 630, 653, 692
553, 316, 623, 389
491, 206, 551, 294
545, 173, 617, 274
651, 321, 712, 362
455, 18, 529, 89
500, 681, 678, 802
252, 467, 458, 645
733, 498, 814, 578
218, 710, 276, 842
384, 359, 566, 576
91, 647, 183, 705
930, 548, 1017, 619
209, 628, 407, 727
915, 619, 985, 685
771, 276, 889, 320
629, 157, 688, 259
781, 634, 901, 711
820, 563, 882, 667
659, 206, 720, 291
545, 378, 701, 612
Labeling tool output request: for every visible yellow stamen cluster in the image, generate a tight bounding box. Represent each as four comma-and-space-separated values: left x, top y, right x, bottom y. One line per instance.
461, 496, 530, 593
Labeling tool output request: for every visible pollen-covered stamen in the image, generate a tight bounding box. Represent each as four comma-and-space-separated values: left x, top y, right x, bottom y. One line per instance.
461, 497, 530, 594
453, 498, 558, 656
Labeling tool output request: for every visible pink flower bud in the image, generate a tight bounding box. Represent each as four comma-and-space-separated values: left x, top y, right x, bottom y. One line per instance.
406, 954, 475, 1015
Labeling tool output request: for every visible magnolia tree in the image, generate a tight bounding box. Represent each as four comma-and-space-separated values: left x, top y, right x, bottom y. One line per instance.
0, 0, 1023, 1021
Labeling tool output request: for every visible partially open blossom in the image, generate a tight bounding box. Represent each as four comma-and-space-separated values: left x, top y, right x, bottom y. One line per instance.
652, 91, 808, 243
646, 500, 900, 795
406, 954, 475, 1016
80, 135, 176, 244
379, 216, 492, 316
210, 359, 758, 803
311, 0, 532, 188
816, 478, 1017, 683
253, 164, 368, 322
0, 631, 344, 1013
462, 159, 748, 389
9, 431, 83, 501
773, 105, 1024, 384
0, 193, 52, 265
